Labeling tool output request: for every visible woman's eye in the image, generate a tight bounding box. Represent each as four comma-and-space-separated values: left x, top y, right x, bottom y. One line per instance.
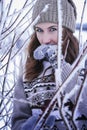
49, 28, 57, 32
35, 28, 43, 32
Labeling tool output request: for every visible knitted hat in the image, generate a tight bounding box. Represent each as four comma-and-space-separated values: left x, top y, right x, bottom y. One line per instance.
32, 0, 77, 33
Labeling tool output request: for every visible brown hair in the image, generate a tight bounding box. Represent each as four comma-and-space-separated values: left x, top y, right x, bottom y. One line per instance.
25, 28, 79, 81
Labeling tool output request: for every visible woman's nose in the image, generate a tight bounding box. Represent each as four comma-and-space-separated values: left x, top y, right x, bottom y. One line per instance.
42, 34, 51, 44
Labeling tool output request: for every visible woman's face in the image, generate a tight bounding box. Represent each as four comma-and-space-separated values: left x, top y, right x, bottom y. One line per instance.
35, 22, 58, 45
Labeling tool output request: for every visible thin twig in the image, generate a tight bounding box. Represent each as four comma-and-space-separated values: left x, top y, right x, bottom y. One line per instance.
79, 0, 87, 51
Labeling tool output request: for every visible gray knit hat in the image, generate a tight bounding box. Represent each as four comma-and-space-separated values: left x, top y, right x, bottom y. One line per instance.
32, 0, 77, 33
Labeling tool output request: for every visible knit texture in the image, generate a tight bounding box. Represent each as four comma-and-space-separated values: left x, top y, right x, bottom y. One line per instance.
12, 62, 87, 130
32, 0, 77, 32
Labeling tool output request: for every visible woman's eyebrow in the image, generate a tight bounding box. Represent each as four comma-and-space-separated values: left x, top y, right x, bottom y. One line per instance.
34, 25, 42, 28
48, 26, 58, 28
34, 26, 41, 30
34, 25, 58, 30
35, 26, 40, 28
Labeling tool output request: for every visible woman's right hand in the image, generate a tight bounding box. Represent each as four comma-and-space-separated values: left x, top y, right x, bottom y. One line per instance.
21, 114, 57, 130
21, 115, 39, 130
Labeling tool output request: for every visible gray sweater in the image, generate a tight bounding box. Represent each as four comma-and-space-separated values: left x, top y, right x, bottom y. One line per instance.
11, 61, 87, 130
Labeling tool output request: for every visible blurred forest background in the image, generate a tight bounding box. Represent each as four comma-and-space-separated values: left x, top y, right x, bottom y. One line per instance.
0, 0, 87, 130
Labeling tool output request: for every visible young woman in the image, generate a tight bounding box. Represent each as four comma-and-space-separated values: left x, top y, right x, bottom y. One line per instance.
11, 0, 87, 130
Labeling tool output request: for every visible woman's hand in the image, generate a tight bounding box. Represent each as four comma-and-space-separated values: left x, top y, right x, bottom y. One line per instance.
34, 44, 57, 69
21, 115, 39, 130
43, 115, 56, 130
21, 114, 57, 130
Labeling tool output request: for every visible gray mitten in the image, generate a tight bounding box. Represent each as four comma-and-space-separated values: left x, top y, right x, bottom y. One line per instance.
21, 115, 39, 130
43, 115, 56, 130
34, 44, 57, 69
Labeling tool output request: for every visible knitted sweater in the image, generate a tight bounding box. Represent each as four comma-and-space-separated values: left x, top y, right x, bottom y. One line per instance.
11, 61, 87, 130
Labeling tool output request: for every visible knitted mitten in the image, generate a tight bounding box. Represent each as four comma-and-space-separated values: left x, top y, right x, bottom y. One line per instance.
21, 115, 39, 130
34, 44, 57, 69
